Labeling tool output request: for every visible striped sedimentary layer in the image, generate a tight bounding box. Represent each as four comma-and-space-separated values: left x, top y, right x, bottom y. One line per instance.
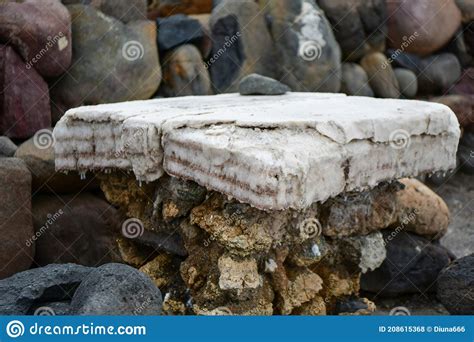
54, 93, 460, 210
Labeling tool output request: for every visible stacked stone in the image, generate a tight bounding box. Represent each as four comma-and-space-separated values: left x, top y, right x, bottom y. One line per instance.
97, 174, 452, 315
48, 93, 462, 315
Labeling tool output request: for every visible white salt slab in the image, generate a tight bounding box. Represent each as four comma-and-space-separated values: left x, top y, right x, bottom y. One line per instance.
54, 93, 460, 210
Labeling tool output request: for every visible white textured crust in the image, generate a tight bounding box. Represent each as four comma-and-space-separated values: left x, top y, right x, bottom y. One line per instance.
54, 93, 460, 210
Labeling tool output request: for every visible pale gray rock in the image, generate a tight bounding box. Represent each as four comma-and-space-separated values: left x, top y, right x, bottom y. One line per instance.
239, 74, 290, 96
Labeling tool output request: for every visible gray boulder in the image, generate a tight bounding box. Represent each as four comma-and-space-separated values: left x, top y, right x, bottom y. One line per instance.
265, 0, 341, 92
0, 264, 93, 315
70, 263, 163, 315
209, 0, 276, 93
50, 5, 161, 121
239, 73, 290, 95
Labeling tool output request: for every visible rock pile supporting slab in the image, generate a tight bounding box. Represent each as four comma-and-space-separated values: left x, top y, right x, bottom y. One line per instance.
52, 93, 460, 315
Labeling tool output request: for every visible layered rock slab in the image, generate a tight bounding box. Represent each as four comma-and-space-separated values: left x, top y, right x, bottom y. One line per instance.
54, 93, 460, 210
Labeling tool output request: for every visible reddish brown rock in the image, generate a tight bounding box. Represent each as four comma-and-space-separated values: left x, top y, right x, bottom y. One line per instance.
0, 158, 34, 279
0, 0, 72, 77
148, 0, 213, 19
0, 45, 51, 139
31, 193, 122, 267
387, 0, 461, 56
431, 95, 474, 131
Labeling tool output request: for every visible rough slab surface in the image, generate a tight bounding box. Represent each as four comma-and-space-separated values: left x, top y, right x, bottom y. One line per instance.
54, 93, 460, 210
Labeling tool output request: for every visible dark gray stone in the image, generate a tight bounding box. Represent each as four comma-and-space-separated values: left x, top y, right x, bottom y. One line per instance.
70, 263, 163, 315
239, 73, 290, 95
209, 0, 276, 93
319, 0, 387, 61
157, 14, 205, 51
0, 264, 93, 315
0, 136, 17, 157
361, 231, 453, 296
437, 254, 474, 315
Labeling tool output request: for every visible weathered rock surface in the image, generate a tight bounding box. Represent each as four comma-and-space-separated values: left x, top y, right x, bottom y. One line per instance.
266, 0, 341, 92
360, 52, 400, 98
54, 93, 460, 210
62, 0, 147, 23
340, 63, 373, 97
0, 263, 93, 315
148, 0, 212, 19
395, 178, 450, 238
239, 74, 290, 96
437, 253, 474, 314
31, 193, 122, 267
15, 129, 99, 194
0, 0, 72, 77
209, 0, 275, 93
0, 158, 34, 279
50, 5, 161, 121
361, 231, 453, 296
321, 182, 401, 237
318, 0, 387, 61
432, 95, 474, 131
0, 136, 17, 157
70, 263, 163, 315
387, 0, 461, 56
394, 68, 418, 99
159, 45, 212, 97
0, 45, 51, 139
